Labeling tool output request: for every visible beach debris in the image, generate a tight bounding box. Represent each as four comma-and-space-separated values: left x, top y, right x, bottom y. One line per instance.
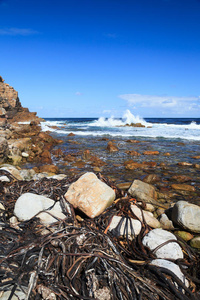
64, 172, 116, 218
172, 201, 200, 233
0, 174, 200, 299
142, 228, 184, 260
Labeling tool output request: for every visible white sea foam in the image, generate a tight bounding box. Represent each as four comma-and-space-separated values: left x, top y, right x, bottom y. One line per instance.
41, 111, 200, 141
91, 110, 149, 127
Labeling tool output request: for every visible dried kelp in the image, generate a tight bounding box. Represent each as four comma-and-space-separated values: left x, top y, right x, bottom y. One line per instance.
0, 174, 200, 299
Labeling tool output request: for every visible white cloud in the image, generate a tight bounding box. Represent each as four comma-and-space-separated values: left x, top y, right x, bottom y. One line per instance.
0, 27, 39, 36
119, 94, 200, 110
75, 91, 82, 96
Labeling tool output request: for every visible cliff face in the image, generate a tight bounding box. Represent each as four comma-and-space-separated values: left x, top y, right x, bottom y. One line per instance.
0, 76, 41, 122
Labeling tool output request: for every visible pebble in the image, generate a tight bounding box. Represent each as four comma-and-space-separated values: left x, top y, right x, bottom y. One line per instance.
190, 236, 200, 249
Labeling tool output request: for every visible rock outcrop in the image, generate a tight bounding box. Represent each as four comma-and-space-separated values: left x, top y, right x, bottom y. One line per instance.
0, 76, 41, 122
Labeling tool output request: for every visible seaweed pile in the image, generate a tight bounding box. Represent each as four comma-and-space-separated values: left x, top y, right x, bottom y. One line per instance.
0, 173, 200, 299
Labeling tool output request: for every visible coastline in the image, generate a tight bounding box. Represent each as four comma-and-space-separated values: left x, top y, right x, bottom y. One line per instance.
1, 77, 200, 299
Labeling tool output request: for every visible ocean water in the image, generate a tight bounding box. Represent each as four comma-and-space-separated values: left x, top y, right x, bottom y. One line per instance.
41, 110, 200, 141
38, 110, 200, 183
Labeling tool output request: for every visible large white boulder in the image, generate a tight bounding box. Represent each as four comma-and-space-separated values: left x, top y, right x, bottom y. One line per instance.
150, 259, 189, 287
172, 201, 200, 233
131, 204, 161, 228
108, 215, 141, 239
14, 192, 66, 224
64, 172, 115, 218
142, 228, 183, 260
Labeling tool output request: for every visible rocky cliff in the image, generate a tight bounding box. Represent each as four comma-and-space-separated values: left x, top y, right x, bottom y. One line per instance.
0, 76, 41, 123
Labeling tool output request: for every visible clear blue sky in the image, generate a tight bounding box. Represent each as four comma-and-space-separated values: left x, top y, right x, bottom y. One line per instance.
1, 0, 200, 118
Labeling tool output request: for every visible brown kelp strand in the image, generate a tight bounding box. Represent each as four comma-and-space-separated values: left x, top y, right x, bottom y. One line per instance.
0, 175, 200, 299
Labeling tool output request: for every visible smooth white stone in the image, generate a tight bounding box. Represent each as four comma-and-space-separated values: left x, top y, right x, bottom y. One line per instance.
131, 204, 161, 228
150, 259, 189, 287
14, 192, 55, 221
21, 152, 29, 158
38, 201, 66, 224
172, 201, 200, 233
109, 215, 141, 239
0, 175, 10, 182
142, 228, 183, 260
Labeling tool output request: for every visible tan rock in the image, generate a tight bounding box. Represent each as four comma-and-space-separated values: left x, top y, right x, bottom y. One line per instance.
0, 137, 9, 163
128, 179, 157, 203
131, 204, 161, 228
64, 172, 115, 218
142, 161, 157, 168
174, 231, 193, 242
143, 174, 160, 184
38, 164, 59, 174
126, 150, 141, 156
68, 132, 75, 136
126, 139, 140, 143
143, 150, 159, 155
171, 175, 192, 183
177, 162, 192, 167
107, 141, 119, 152
171, 184, 196, 192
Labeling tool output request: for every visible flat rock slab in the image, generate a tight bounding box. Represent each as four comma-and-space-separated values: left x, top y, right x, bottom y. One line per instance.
64, 172, 115, 218
172, 201, 200, 233
142, 228, 183, 260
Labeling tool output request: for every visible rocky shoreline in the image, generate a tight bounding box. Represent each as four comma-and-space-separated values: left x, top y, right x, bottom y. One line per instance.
0, 77, 200, 299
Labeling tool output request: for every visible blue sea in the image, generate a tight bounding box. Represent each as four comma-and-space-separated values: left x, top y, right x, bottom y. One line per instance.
37, 110, 200, 182
41, 110, 200, 141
